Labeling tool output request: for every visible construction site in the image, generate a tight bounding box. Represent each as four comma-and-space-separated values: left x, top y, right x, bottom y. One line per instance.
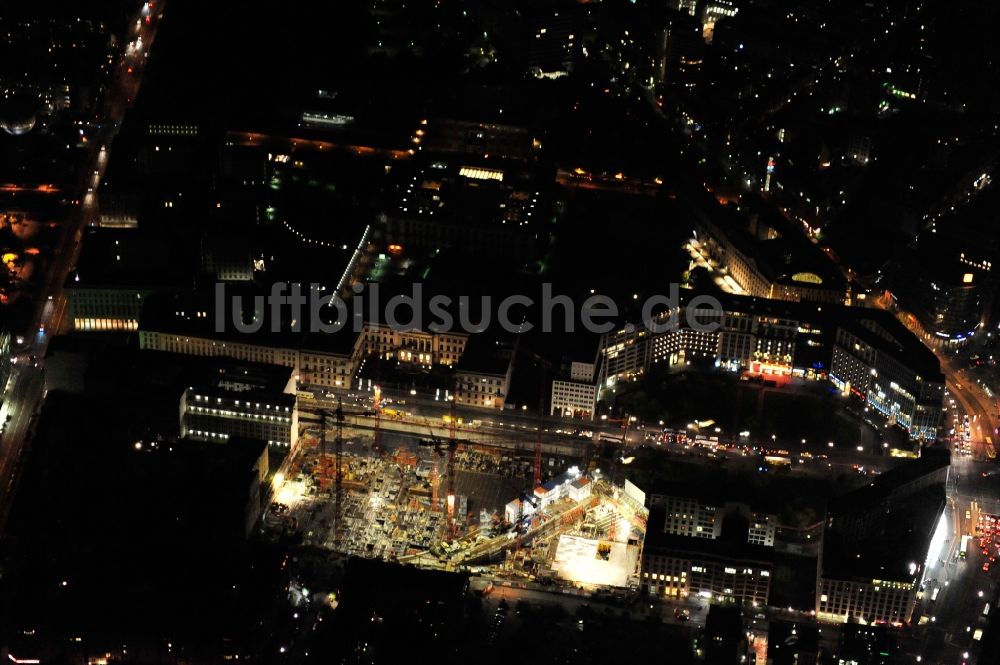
263, 399, 649, 592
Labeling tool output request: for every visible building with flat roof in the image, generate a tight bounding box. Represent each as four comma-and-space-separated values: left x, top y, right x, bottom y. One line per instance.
818, 454, 948, 625
598, 293, 945, 439
382, 156, 547, 261
690, 194, 849, 304
420, 119, 536, 162
453, 335, 515, 410
640, 473, 826, 609
138, 290, 357, 389
65, 227, 192, 333
642, 505, 776, 606
180, 360, 298, 450
650, 493, 780, 548
139, 288, 503, 398
829, 312, 946, 440
550, 379, 598, 419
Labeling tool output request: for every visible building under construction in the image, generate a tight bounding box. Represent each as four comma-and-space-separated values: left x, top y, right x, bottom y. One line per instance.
265, 416, 649, 589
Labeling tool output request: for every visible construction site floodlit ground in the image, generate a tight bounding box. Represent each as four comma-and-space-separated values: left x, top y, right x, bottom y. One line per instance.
263, 414, 649, 593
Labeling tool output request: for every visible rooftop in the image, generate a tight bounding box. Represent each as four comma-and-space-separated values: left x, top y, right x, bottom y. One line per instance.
66, 227, 196, 290
388, 155, 551, 231
139, 288, 358, 357
839, 308, 945, 382
454, 334, 514, 376
823, 483, 946, 583
692, 191, 846, 292
641, 290, 944, 382
184, 358, 295, 404
831, 448, 949, 517
644, 506, 777, 565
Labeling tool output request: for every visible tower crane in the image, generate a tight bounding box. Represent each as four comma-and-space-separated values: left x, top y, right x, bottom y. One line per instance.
418, 396, 462, 539
320, 398, 346, 547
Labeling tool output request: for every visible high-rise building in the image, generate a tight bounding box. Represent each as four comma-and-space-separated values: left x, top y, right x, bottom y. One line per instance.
526, 6, 580, 78
653, 11, 703, 90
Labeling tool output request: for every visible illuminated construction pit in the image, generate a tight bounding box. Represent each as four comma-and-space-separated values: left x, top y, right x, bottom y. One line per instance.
266, 428, 650, 588
265, 431, 535, 561
550, 534, 640, 588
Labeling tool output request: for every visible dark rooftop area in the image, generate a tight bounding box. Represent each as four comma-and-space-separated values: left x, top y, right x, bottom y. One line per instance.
824, 484, 946, 583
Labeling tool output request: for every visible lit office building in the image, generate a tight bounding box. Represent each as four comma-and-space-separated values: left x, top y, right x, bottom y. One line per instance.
829, 319, 945, 440
818, 453, 948, 625
180, 362, 298, 449
642, 491, 782, 606
550, 379, 598, 419
600, 294, 943, 439
453, 336, 514, 410
65, 228, 187, 333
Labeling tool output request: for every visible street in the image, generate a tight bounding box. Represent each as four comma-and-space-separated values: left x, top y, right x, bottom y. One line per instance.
0, 0, 164, 535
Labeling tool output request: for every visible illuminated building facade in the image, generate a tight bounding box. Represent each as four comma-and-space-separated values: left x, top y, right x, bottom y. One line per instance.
67, 286, 149, 332
651, 494, 779, 546
600, 295, 943, 439
642, 490, 782, 606
0, 326, 10, 393
819, 453, 948, 625
829, 322, 945, 440
550, 379, 598, 418
355, 322, 467, 368
600, 296, 823, 387
691, 194, 849, 304
179, 362, 298, 449
890, 243, 991, 347
819, 577, 917, 626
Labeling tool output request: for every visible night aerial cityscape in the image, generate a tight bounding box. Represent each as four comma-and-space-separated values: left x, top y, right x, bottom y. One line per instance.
2, 1, 1000, 663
